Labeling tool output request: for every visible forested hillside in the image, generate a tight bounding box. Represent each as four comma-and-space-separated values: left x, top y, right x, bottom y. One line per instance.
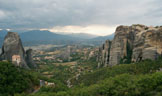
0, 62, 39, 96
13, 57, 162, 96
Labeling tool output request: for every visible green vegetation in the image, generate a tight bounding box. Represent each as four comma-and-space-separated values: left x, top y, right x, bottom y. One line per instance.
3, 51, 162, 96
70, 53, 83, 61
38, 63, 73, 84
16, 57, 162, 96
0, 61, 39, 96
77, 57, 98, 71
29, 72, 162, 96
38, 81, 68, 93
74, 58, 162, 86
34, 62, 73, 94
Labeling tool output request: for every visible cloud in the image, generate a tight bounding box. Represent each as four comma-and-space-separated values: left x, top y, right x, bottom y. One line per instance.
49, 25, 117, 36
0, 10, 6, 19
0, 0, 162, 35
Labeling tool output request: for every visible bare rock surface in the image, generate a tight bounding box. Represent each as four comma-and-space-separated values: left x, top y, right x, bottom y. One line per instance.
0, 32, 36, 69
26, 49, 37, 68
98, 24, 162, 67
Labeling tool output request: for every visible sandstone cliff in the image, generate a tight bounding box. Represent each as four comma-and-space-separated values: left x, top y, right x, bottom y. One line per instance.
97, 40, 111, 67
98, 24, 162, 67
0, 32, 36, 69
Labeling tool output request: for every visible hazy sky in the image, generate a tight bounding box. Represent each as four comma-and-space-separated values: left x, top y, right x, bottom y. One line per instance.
0, 0, 162, 36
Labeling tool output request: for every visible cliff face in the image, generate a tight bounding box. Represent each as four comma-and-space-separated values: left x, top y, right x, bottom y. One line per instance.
26, 49, 37, 68
98, 24, 162, 67
0, 32, 36, 69
132, 26, 162, 62
97, 40, 111, 67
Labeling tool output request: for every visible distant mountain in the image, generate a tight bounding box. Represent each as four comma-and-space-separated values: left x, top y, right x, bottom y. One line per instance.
0, 29, 114, 46
10, 29, 28, 33
55, 32, 98, 39
0, 38, 3, 47
83, 33, 115, 46
0, 29, 8, 47
20, 30, 73, 41
0, 29, 8, 38
19, 30, 81, 46
92, 33, 114, 41
66, 33, 98, 39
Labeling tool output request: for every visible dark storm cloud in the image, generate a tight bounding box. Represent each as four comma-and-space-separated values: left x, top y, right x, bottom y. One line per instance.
0, 0, 162, 29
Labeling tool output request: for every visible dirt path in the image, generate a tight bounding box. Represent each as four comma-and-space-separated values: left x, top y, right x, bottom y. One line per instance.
67, 68, 82, 88
32, 87, 40, 94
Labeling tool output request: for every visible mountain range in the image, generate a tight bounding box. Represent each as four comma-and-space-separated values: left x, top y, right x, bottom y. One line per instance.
91, 33, 114, 41
0, 29, 114, 46
64, 33, 98, 39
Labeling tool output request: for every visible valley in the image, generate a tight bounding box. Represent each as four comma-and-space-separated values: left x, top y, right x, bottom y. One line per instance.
31, 44, 98, 87
0, 24, 162, 96
1, 1, 162, 96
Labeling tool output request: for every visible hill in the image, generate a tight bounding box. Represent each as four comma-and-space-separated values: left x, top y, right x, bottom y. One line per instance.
19, 30, 80, 46
92, 33, 114, 41
0, 30, 113, 46
20, 30, 74, 41
82, 33, 114, 46
67, 33, 98, 39
0, 29, 8, 47
23, 57, 162, 96
0, 61, 40, 96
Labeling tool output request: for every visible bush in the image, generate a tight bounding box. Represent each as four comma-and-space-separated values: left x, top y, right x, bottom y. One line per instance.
73, 58, 162, 86
0, 61, 39, 95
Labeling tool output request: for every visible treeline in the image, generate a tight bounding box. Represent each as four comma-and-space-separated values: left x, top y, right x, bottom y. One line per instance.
3, 57, 162, 96
73, 58, 162, 86
22, 57, 162, 96
0, 61, 39, 96
28, 72, 162, 96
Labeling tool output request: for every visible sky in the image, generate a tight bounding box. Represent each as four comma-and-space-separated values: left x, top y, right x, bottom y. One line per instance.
0, 0, 162, 36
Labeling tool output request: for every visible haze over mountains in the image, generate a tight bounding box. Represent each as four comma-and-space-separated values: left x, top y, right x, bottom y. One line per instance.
65, 33, 98, 39
0, 29, 114, 47
91, 33, 114, 41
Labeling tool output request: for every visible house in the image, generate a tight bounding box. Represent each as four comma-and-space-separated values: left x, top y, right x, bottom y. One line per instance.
40, 80, 55, 87
12, 55, 21, 66
47, 82, 55, 86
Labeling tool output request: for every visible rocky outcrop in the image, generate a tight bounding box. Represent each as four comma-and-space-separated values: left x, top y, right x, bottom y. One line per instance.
0, 32, 36, 69
132, 26, 162, 62
26, 49, 37, 68
0, 32, 28, 68
97, 40, 111, 67
98, 24, 162, 67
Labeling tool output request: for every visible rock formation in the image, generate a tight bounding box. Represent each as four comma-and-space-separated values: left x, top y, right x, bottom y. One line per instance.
98, 24, 162, 67
0, 32, 36, 69
26, 49, 37, 68
132, 26, 162, 62
97, 40, 111, 67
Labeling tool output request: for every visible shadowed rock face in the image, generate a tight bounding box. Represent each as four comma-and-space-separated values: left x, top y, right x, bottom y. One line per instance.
98, 24, 162, 67
26, 49, 37, 68
97, 40, 111, 67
